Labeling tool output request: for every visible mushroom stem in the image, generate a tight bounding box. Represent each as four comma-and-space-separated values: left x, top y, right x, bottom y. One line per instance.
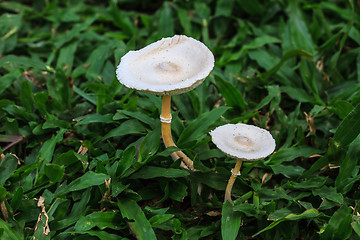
161, 95, 194, 170
224, 159, 243, 203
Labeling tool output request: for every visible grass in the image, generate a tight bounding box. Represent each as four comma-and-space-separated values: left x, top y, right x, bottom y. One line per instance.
0, 0, 360, 239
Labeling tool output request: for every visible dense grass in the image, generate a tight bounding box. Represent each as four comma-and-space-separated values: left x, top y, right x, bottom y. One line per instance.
0, 0, 360, 239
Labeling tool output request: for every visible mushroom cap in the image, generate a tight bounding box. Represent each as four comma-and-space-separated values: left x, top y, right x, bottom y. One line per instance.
116, 35, 214, 95
209, 123, 276, 161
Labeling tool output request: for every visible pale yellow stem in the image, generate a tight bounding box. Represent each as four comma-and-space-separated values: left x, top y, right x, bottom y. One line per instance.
161, 95, 194, 171
224, 159, 243, 203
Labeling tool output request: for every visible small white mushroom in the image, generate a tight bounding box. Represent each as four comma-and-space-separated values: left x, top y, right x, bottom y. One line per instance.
116, 35, 214, 95
116, 35, 214, 170
209, 123, 276, 161
209, 123, 276, 203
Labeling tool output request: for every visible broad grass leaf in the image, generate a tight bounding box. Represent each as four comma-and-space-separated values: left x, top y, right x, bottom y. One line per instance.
313, 186, 343, 204
176, 7, 191, 35
257, 188, 293, 201
265, 146, 323, 166
20, 80, 35, 112
56, 41, 78, 74
215, 0, 235, 17
53, 16, 97, 49
52, 189, 91, 231
287, 1, 315, 54
38, 129, 66, 164
72, 231, 122, 240
67, 172, 109, 192
42, 117, 71, 130
172, 94, 195, 121
85, 42, 115, 81
33, 92, 50, 118
263, 49, 313, 81
169, 181, 188, 201
225, 36, 280, 64
0, 12, 21, 53
85, 82, 121, 113
0, 154, 18, 185
56, 172, 109, 196
320, 2, 353, 23
44, 163, 65, 183
32, 213, 51, 240
187, 90, 201, 118
54, 150, 81, 168
335, 135, 360, 193
149, 214, 174, 227
159, 2, 174, 37
0, 185, 8, 201
253, 209, 321, 237
248, 49, 279, 71
236, 0, 264, 15
0, 55, 47, 71
256, 85, 281, 110
75, 113, 114, 126
117, 198, 157, 240
139, 126, 160, 162
320, 205, 352, 240
221, 201, 241, 240
112, 182, 128, 197
358, 53, 360, 82
299, 59, 323, 104
129, 166, 189, 179
284, 176, 327, 190
0, 219, 22, 240
334, 175, 360, 197
74, 212, 122, 231
281, 86, 316, 103
55, 69, 72, 108
73, 85, 97, 105
329, 82, 360, 104
0, 70, 21, 95
191, 172, 227, 191
302, 155, 329, 178
329, 100, 354, 119
108, 1, 134, 37
115, 110, 157, 129
233, 203, 258, 217
352, 219, 360, 237
334, 103, 360, 147
103, 119, 147, 140
177, 106, 227, 146
214, 76, 245, 110
117, 146, 136, 178
10, 187, 23, 212
156, 146, 180, 157
271, 164, 305, 178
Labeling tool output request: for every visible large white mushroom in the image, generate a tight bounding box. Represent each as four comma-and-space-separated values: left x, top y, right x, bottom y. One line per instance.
209, 123, 276, 203
116, 35, 214, 170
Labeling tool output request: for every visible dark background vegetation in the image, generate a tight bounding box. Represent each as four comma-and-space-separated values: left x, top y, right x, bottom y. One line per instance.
0, 0, 360, 239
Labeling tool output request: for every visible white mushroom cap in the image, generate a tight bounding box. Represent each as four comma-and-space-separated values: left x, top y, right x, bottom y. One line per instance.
116, 35, 214, 95
209, 123, 276, 161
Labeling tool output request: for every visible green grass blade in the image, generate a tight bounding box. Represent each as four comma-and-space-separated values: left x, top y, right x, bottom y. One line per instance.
221, 201, 241, 240
177, 106, 228, 146
334, 103, 360, 147
0, 219, 23, 240
320, 205, 352, 240
118, 198, 157, 240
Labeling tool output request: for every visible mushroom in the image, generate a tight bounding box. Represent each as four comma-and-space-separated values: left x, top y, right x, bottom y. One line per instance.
209, 123, 276, 203
116, 35, 214, 170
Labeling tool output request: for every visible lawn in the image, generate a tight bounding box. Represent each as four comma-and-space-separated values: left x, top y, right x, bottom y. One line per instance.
0, 0, 360, 239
